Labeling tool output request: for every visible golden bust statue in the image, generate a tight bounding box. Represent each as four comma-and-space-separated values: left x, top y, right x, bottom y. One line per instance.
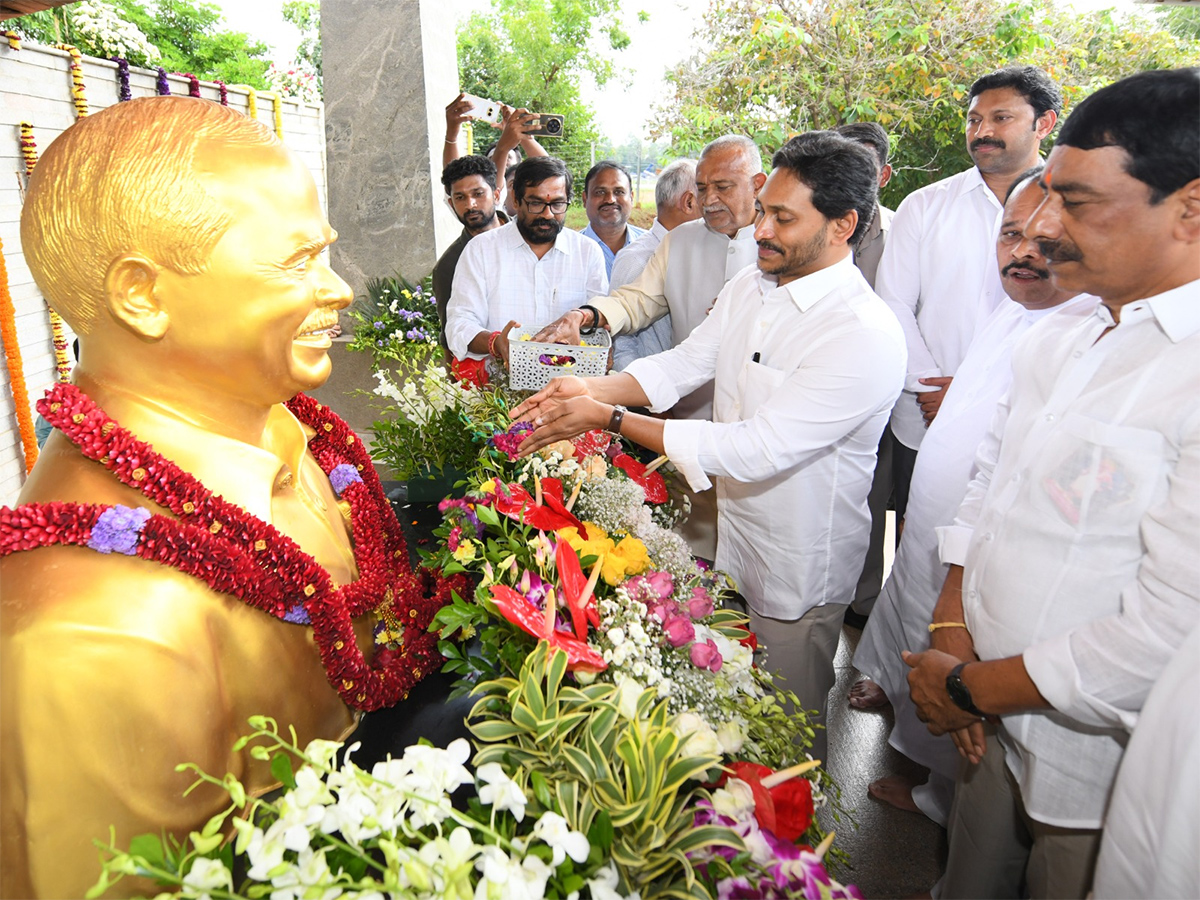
0, 97, 446, 898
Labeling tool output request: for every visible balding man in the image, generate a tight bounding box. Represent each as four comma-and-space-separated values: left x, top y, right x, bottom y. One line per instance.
534, 136, 766, 559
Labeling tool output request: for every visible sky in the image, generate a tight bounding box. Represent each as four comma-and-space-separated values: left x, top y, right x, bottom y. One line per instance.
211, 0, 1153, 143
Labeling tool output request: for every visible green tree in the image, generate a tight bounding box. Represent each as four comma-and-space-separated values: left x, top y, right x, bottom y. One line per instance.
14, 0, 271, 87
283, 0, 321, 78
655, 0, 1198, 205
456, 0, 639, 186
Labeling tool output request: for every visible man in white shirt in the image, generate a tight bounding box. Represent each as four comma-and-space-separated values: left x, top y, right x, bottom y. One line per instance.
511, 131, 906, 763
833, 121, 898, 619
445, 156, 608, 364
1092, 621, 1200, 900
851, 167, 1096, 825
532, 135, 766, 560
904, 69, 1200, 899
579, 161, 648, 277
610, 158, 699, 370
876, 65, 1061, 520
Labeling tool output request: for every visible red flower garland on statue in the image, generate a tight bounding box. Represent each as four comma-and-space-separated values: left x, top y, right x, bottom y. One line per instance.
0, 384, 468, 711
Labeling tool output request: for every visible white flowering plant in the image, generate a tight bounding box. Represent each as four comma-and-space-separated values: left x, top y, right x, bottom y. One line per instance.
367, 364, 510, 481
265, 62, 321, 103
89, 646, 857, 900
347, 275, 441, 368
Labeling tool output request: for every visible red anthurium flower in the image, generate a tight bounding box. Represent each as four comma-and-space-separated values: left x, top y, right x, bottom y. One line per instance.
612, 453, 668, 503
737, 627, 758, 652
571, 429, 612, 461
488, 584, 607, 672
492, 481, 587, 537
722, 760, 815, 841
554, 538, 600, 639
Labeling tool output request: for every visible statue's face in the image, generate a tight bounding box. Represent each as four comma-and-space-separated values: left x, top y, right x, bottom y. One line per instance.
154, 143, 352, 407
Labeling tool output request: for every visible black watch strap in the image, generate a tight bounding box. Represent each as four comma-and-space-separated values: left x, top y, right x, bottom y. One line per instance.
577, 304, 600, 335
946, 662, 986, 718
607, 404, 626, 435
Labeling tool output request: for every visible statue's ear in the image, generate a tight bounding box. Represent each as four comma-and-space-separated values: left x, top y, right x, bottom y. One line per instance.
104, 255, 168, 340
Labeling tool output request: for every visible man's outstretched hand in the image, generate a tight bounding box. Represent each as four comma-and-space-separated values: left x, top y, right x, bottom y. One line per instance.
510, 377, 606, 457
532, 309, 593, 345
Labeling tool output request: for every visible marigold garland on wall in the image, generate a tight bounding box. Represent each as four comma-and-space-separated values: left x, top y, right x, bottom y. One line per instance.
54, 44, 89, 119
17, 124, 73, 384
3, 30, 19, 50
0, 238, 38, 474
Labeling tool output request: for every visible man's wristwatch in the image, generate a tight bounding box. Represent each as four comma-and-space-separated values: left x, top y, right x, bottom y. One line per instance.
577, 304, 600, 335
607, 404, 626, 435
946, 662, 986, 718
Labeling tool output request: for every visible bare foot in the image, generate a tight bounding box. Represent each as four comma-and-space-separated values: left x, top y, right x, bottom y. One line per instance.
848, 678, 890, 710
868, 775, 922, 814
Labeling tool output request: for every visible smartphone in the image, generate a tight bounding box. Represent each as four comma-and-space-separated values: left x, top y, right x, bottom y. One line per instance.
462, 94, 503, 126
527, 114, 565, 138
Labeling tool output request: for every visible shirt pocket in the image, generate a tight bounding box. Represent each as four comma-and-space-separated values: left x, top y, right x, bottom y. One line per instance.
740, 360, 787, 419
1030, 413, 1168, 536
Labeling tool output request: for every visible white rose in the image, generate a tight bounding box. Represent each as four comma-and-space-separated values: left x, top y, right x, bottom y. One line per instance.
716, 719, 747, 755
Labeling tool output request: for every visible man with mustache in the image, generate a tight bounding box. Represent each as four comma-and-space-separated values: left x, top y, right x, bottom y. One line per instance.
873, 66, 1061, 525
444, 155, 608, 365
510, 131, 906, 763
904, 68, 1199, 898
531, 135, 766, 559
851, 168, 1096, 826
432, 155, 507, 352
580, 161, 648, 277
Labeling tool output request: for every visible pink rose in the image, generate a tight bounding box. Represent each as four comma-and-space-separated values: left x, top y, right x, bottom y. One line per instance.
663, 614, 696, 648
689, 638, 722, 672
687, 587, 714, 620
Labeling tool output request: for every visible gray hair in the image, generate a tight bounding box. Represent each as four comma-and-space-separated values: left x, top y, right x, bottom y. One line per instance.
655, 158, 697, 208
699, 134, 763, 174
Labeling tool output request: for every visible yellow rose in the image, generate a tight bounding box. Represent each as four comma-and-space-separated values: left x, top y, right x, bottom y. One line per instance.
453, 540, 477, 563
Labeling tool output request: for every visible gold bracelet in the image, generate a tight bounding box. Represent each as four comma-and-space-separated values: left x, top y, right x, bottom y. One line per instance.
928, 621, 969, 632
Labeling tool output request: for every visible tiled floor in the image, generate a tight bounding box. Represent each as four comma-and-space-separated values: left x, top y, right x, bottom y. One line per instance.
821, 623, 946, 898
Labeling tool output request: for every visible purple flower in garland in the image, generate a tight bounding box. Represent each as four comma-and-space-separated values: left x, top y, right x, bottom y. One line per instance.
88, 505, 151, 555
283, 603, 311, 624
112, 58, 131, 101
156, 66, 170, 96
328, 463, 363, 496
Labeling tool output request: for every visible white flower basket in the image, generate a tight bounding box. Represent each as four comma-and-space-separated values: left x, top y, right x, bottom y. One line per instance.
507, 325, 611, 391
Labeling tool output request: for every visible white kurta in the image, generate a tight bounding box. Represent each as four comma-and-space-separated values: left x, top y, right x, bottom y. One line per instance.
1093, 620, 1200, 900
853, 293, 1097, 788
625, 256, 906, 618
938, 280, 1200, 827
875, 166, 1006, 450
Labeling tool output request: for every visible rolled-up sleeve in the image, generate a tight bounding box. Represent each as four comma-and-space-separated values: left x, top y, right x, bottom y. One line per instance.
446, 239, 491, 360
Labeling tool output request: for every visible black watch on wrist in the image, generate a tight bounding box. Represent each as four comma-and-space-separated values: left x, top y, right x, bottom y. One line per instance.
577, 304, 600, 335
946, 662, 986, 718
607, 404, 627, 436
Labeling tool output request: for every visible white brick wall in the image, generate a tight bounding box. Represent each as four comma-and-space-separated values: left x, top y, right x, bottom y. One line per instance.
0, 42, 327, 506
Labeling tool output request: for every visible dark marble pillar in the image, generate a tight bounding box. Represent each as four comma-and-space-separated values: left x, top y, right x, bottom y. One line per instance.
321, 0, 461, 306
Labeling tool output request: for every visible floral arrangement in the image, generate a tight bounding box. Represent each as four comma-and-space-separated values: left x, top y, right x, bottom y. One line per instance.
428, 422, 825, 781
266, 62, 322, 104
347, 274, 440, 368
368, 364, 511, 483
90, 648, 859, 900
